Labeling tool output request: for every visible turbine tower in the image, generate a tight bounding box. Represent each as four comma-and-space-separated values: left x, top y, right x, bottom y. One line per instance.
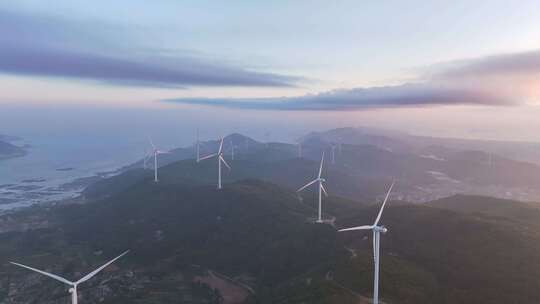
339, 181, 395, 304
230, 142, 235, 160
196, 128, 200, 163
148, 137, 169, 182
11, 251, 129, 304
199, 137, 231, 189
297, 152, 328, 223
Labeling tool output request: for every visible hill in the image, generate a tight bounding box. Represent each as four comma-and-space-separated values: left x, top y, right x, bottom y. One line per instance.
83, 156, 391, 202
430, 194, 540, 227
2, 180, 364, 303
299, 129, 540, 201
91, 129, 540, 204
336, 196, 540, 304
0, 140, 26, 160
6, 179, 540, 303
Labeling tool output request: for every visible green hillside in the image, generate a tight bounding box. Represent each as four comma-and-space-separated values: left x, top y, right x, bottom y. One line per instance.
84, 156, 390, 202
430, 194, 540, 229
5, 177, 540, 303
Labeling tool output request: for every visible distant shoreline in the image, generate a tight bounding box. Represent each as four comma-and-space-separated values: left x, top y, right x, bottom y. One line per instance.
0, 150, 28, 161
0, 134, 28, 161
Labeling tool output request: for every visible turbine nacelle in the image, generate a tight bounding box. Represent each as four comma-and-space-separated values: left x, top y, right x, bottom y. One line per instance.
374, 226, 388, 234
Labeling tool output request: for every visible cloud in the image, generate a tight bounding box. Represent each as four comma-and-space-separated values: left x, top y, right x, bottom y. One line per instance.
0, 45, 299, 88
431, 50, 540, 80
166, 83, 514, 111
0, 10, 299, 88
168, 50, 540, 111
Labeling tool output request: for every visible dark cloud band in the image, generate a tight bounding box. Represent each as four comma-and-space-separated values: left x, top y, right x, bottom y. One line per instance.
165, 83, 515, 111
0, 10, 299, 88
0, 45, 298, 88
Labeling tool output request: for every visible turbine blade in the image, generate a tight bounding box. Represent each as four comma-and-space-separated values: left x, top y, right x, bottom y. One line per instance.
321, 183, 328, 197
199, 153, 218, 161
318, 152, 325, 178
10, 262, 74, 286
373, 180, 396, 226
148, 136, 156, 149
297, 179, 318, 192
338, 225, 374, 232
220, 156, 231, 170
76, 251, 129, 285
218, 137, 224, 154
144, 154, 152, 162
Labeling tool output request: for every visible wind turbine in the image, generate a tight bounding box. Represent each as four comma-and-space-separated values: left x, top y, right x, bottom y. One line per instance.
143, 148, 149, 169
11, 251, 129, 304
297, 152, 328, 223
265, 132, 270, 148
148, 137, 169, 183
230, 141, 236, 160
339, 181, 395, 304
331, 144, 336, 164
196, 128, 200, 163
199, 137, 231, 189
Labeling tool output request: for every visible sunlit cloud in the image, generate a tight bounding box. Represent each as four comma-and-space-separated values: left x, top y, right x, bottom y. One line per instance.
168, 49, 540, 110
430, 50, 540, 80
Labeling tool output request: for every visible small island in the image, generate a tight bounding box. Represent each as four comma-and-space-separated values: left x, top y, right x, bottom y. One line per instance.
0, 138, 27, 160
56, 167, 75, 171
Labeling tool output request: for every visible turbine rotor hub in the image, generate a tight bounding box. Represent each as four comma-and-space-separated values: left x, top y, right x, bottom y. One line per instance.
374, 226, 388, 233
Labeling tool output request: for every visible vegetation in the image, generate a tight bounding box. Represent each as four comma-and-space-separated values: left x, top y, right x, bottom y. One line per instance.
5, 172, 540, 303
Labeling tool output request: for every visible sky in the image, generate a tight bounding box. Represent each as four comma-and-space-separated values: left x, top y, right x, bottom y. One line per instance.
2, 0, 540, 141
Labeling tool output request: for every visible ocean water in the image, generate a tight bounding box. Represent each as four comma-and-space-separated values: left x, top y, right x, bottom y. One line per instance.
0, 103, 317, 210
0, 132, 150, 210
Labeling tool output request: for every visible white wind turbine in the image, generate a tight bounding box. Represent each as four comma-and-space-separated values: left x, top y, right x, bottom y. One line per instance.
148, 137, 170, 183
297, 152, 328, 223
230, 141, 236, 160
143, 148, 149, 169
196, 128, 201, 163
339, 181, 395, 304
199, 137, 231, 189
11, 251, 129, 304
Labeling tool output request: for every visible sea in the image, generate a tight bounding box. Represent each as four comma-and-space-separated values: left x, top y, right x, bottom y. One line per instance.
0, 102, 315, 211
